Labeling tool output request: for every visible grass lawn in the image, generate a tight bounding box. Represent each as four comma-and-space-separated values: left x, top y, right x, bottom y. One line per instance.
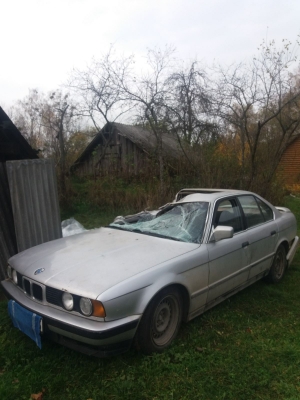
0, 197, 300, 400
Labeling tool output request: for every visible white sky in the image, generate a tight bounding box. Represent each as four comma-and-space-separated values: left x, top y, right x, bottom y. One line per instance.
1, 0, 300, 109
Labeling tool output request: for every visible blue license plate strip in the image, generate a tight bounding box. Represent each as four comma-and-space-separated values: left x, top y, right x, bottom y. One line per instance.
8, 300, 42, 349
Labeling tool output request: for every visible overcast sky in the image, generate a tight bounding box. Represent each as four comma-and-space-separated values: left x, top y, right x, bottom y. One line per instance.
1, 0, 299, 109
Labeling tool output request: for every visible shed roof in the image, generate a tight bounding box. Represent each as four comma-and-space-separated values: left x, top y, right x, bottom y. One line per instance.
73, 122, 182, 166
0, 107, 39, 161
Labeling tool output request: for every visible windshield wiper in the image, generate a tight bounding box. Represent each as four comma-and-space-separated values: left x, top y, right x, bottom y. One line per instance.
109, 226, 185, 242
132, 229, 185, 242
107, 225, 131, 232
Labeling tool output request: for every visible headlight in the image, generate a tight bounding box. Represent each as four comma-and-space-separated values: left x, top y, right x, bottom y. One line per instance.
7, 265, 12, 279
12, 269, 18, 284
80, 297, 92, 316
62, 292, 74, 311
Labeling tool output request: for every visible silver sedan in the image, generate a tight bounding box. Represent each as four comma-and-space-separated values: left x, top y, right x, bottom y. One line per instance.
1, 189, 299, 356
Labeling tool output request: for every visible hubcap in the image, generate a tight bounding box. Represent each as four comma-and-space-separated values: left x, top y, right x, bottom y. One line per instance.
154, 302, 171, 334
274, 248, 285, 280
151, 295, 180, 347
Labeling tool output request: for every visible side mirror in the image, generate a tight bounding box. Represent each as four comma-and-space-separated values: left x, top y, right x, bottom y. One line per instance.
210, 226, 234, 242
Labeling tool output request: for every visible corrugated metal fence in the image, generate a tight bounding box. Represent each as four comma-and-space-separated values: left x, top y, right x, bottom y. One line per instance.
6, 159, 62, 253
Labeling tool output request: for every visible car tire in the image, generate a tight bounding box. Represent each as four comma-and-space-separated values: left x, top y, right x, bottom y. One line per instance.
265, 244, 287, 284
136, 287, 182, 354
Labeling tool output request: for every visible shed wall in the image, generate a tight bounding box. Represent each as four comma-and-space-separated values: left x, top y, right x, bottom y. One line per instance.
75, 132, 151, 176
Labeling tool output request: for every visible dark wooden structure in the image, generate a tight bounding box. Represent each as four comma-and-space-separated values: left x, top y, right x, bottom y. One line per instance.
0, 107, 39, 281
0, 107, 38, 162
72, 122, 183, 176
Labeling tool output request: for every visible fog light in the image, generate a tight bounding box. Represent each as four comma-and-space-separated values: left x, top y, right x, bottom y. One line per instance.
62, 292, 74, 311
80, 297, 92, 316
12, 269, 18, 284
7, 265, 12, 279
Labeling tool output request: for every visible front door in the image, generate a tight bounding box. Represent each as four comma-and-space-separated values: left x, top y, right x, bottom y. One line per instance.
207, 198, 250, 304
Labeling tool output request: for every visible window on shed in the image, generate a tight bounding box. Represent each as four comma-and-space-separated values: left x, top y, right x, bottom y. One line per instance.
238, 196, 265, 228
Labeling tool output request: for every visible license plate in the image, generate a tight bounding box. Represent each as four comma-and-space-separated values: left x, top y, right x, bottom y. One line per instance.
8, 300, 43, 349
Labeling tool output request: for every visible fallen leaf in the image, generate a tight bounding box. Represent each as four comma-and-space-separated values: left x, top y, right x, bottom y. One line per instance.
31, 392, 43, 400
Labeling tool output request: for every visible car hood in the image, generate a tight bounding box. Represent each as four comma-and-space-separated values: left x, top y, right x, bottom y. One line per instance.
9, 227, 199, 298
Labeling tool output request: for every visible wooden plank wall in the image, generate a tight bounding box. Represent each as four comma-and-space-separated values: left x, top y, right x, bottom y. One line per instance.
75, 133, 152, 176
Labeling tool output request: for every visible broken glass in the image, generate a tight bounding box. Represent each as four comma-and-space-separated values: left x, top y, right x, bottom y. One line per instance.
109, 202, 208, 243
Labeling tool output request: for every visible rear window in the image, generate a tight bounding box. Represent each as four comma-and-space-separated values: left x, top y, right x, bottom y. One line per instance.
256, 198, 274, 222
238, 195, 265, 228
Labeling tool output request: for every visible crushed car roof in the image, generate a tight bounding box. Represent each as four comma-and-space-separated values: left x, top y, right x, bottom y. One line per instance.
174, 188, 252, 203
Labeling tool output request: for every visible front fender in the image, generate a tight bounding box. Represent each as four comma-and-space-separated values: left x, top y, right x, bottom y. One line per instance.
101, 272, 190, 321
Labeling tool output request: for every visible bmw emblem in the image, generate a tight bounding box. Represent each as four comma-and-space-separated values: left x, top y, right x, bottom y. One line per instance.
34, 268, 45, 275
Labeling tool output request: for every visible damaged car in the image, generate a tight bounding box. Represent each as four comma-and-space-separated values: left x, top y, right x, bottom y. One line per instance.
1, 189, 299, 356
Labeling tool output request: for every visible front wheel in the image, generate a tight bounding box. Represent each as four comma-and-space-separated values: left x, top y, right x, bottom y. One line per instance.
136, 287, 182, 354
265, 244, 287, 284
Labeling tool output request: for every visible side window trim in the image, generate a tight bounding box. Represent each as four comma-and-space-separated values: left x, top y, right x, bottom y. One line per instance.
237, 195, 267, 229
211, 196, 246, 235
255, 197, 274, 222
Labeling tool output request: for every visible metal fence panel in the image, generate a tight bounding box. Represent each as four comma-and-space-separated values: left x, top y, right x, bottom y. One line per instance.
0, 162, 18, 280
6, 159, 62, 253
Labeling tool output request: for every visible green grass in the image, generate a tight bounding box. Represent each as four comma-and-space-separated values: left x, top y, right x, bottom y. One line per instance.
1, 197, 300, 400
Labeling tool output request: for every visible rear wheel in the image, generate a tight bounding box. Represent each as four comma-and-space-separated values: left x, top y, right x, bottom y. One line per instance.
136, 287, 182, 354
265, 244, 287, 283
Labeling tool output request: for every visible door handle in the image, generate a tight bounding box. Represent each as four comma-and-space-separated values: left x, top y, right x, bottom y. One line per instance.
270, 230, 277, 236
242, 241, 249, 248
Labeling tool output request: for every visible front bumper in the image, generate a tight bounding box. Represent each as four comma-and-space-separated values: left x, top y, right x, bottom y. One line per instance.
1, 279, 141, 356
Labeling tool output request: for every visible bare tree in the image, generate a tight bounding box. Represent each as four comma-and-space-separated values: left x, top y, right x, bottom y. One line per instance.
69, 48, 134, 173
9, 89, 44, 150
212, 39, 300, 192
41, 91, 80, 194
167, 61, 216, 145
109, 46, 176, 198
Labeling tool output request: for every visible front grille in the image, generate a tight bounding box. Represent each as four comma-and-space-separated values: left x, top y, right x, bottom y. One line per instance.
17, 272, 23, 288
32, 283, 43, 301
23, 278, 31, 295
46, 286, 62, 306
14, 273, 43, 302
13, 273, 82, 313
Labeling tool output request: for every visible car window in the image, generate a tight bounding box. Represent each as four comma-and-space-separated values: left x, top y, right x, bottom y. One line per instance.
109, 202, 209, 243
256, 198, 274, 222
214, 199, 243, 233
238, 195, 265, 228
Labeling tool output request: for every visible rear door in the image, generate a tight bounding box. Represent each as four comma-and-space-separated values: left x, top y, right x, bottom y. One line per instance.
237, 195, 277, 279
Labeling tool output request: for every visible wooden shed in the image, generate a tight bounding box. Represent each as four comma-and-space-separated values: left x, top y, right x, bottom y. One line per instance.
72, 122, 183, 176
279, 134, 300, 184
0, 107, 38, 162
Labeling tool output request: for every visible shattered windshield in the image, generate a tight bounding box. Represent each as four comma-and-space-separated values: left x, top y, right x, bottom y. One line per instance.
109, 202, 209, 243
